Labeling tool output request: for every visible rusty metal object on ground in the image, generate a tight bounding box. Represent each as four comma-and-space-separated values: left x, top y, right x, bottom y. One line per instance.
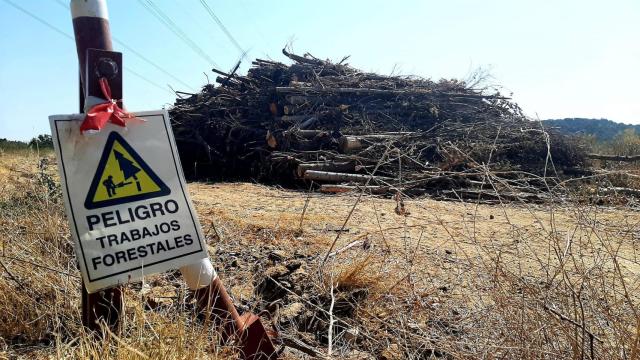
81, 284, 123, 333
195, 277, 279, 359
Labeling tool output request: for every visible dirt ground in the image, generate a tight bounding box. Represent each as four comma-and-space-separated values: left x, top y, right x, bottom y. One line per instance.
192, 182, 640, 282
190, 181, 640, 358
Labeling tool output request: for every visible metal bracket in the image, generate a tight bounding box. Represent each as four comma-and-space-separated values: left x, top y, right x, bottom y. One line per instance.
85, 48, 122, 106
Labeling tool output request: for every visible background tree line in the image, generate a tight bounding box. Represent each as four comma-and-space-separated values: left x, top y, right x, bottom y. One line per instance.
543, 118, 640, 156
0, 134, 53, 151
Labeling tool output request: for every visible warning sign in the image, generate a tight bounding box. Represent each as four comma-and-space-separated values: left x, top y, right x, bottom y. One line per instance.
49, 110, 208, 293
85, 132, 170, 209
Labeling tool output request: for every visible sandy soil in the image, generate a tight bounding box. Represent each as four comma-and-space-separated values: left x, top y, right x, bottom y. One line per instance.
191, 182, 640, 290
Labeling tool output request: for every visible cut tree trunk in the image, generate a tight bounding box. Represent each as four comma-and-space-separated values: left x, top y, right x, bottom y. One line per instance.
304, 170, 391, 184
296, 161, 355, 177
320, 184, 392, 194
587, 154, 640, 162
275, 86, 511, 99
338, 136, 363, 153
291, 130, 328, 139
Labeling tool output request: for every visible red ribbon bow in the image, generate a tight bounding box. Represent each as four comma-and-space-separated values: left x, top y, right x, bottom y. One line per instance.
80, 77, 135, 134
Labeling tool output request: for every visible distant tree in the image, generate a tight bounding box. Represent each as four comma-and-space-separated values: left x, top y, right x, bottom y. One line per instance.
577, 133, 598, 150
610, 128, 640, 156
543, 118, 640, 142
28, 134, 53, 149
0, 138, 29, 151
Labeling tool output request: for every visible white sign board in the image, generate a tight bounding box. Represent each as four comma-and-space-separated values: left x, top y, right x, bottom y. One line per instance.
50, 110, 208, 293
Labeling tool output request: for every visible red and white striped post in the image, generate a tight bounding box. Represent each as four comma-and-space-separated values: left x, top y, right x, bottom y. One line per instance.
71, 0, 123, 333
71, 0, 113, 110
70, 2, 277, 357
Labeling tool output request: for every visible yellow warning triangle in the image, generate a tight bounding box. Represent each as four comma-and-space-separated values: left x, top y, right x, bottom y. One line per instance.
84, 132, 170, 209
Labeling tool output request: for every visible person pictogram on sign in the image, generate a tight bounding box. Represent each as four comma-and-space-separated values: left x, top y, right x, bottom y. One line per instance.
102, 175, 117, 197
114, 150, 142, 192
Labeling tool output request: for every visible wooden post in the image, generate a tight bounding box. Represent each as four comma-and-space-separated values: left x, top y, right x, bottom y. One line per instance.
70, 0, 123, 333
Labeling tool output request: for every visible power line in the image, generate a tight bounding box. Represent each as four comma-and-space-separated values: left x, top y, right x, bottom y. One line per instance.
125, 68, 174, 95
177, 2, 226, 52
51, 0, 194, 91
236, 0, 272, 51
2, 0, 173, 95
5, 0, 74, 41
137, 0, 219, 68
52, 0, 70, 12
113, 39, 193, 91
198, 0, 245, 56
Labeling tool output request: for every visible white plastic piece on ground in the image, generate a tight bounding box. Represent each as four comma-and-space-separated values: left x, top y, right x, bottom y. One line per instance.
180, 259, 217, 290
71, 0, 109, 19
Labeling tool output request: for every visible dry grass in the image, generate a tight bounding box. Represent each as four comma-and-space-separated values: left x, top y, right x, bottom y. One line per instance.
0, 151, 233, 359
2, 150, 640, 359
192, 182, 640, 358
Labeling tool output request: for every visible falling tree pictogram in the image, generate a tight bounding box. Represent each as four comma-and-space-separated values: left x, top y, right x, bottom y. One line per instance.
114, 150, 142, 191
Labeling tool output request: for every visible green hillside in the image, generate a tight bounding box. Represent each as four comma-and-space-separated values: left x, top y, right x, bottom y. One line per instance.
543, 118, 640, 141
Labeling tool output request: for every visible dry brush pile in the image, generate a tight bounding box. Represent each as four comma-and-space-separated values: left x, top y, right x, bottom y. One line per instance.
170, 49, 586, 202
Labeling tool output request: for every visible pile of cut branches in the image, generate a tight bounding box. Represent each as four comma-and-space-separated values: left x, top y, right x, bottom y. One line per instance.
170, 49, 585, 202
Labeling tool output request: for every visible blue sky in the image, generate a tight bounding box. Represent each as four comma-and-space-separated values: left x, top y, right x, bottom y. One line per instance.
1, 0, 638, 141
